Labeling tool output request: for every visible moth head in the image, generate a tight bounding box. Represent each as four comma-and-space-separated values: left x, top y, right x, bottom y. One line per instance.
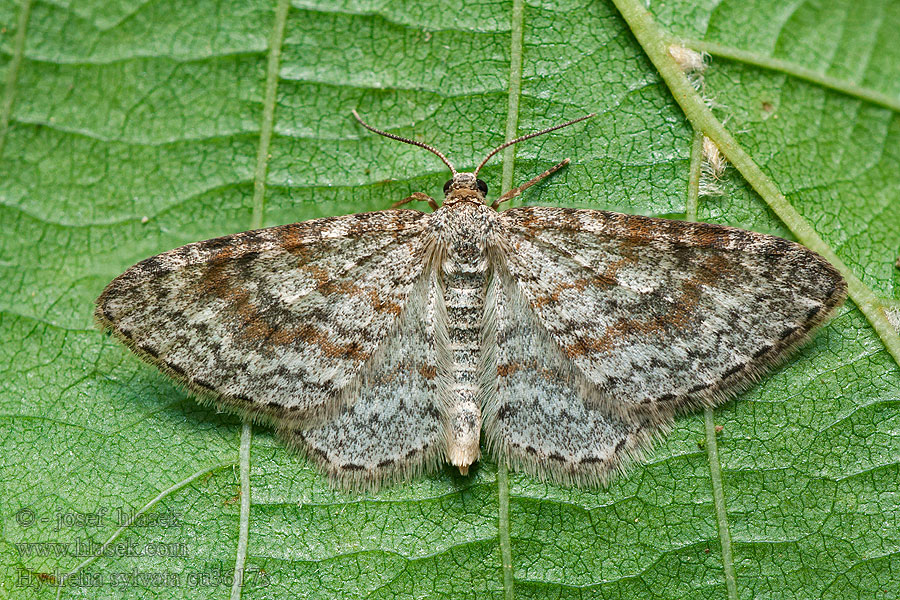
443, 173, 488, 198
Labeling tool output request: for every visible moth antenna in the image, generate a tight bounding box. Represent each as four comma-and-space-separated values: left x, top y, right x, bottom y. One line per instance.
352, 110, 457, 175
474, 113, 596, 177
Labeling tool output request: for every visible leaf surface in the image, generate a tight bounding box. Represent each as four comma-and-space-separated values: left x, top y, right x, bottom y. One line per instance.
1, 0, 897, 598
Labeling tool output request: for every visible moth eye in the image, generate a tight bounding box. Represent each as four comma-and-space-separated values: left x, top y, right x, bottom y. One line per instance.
443, 180, 452, 195
476, 179, 488, 195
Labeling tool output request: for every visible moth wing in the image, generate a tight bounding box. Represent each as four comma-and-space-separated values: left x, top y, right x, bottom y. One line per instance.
495, 207, 846, 416
483, 265, 662, 487
285, 272, 449, 491
96, 210, 432, 425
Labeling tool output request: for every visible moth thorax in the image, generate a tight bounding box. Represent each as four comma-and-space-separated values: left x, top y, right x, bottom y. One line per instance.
442, 211, 493, 275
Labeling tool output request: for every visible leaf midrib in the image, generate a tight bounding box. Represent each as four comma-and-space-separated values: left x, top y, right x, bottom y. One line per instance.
0, 0, 33, 160
231, 0, 293, 597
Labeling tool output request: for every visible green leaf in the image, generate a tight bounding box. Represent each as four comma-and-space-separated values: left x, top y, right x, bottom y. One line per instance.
1, 0, 898, 598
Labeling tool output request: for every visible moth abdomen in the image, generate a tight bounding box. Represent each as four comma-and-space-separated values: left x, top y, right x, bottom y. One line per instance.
439, 204, 493, 474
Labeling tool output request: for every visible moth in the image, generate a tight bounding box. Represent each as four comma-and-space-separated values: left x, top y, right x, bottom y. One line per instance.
96, 112, 847, 490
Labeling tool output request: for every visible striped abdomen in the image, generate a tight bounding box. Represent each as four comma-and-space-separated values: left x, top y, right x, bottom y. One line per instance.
444, 251, 486, 472
436, 201, 495, 473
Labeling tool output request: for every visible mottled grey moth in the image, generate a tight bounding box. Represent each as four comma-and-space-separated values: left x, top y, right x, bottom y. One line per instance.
96, 112, 847, 490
